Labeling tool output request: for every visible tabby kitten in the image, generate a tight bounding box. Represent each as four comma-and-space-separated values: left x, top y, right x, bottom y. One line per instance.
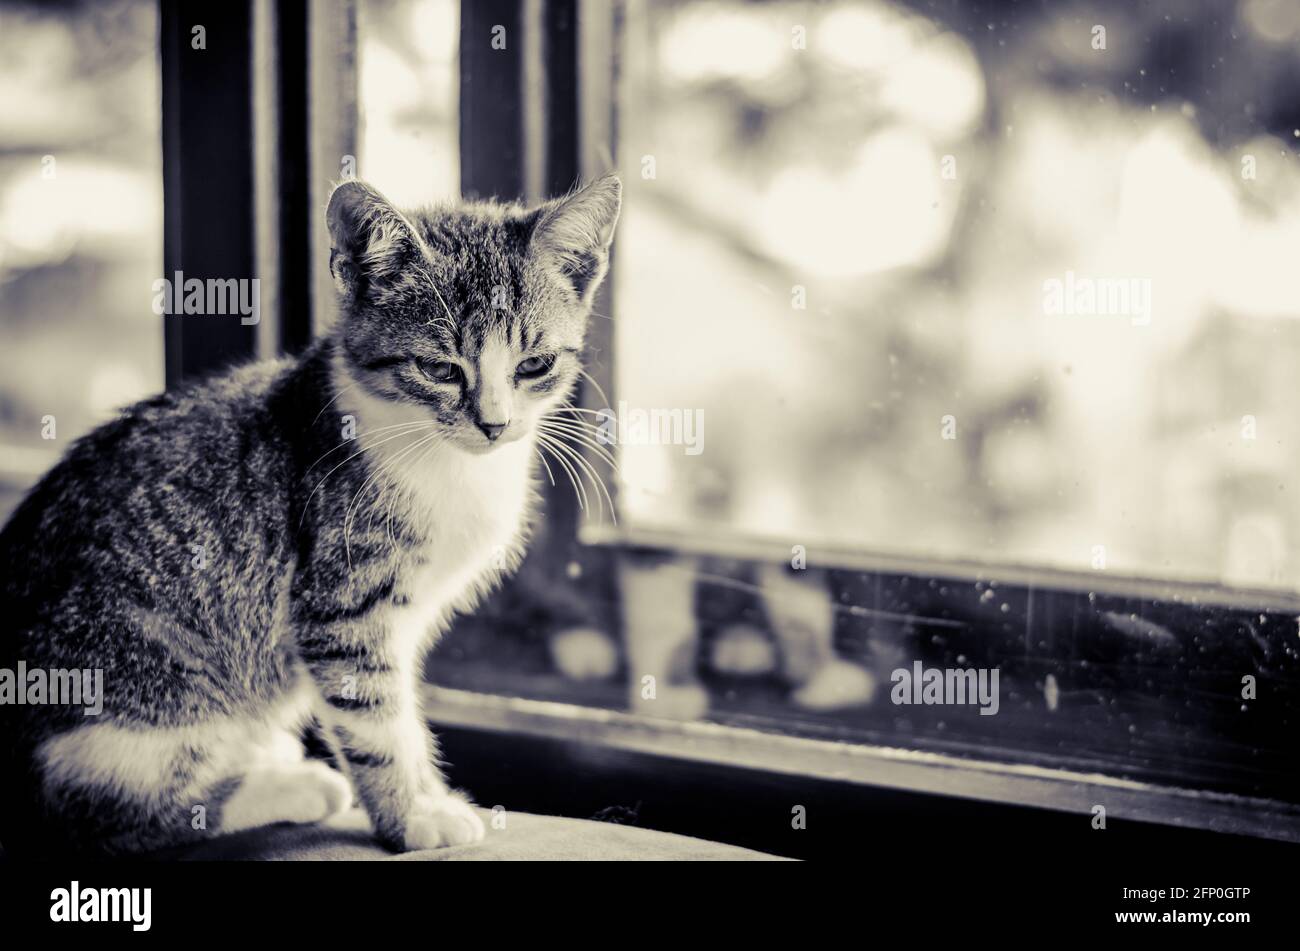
0, 174, 621, 856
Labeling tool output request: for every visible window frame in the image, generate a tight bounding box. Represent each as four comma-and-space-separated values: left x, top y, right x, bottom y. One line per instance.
161, 0, 323, 386
154, 0, 1300, 844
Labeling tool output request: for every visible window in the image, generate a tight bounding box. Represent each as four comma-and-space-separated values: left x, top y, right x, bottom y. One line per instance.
0, 0, 162, 521
614, 0, 1300, 592
408, 0, 1300, 842
356, 0, 460, 207
2, 0, 1294, 847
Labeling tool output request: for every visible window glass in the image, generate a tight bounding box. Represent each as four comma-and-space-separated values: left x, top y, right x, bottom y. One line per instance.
0, 0, 161, 521
614, 0, 1300, 592
357, 0, 460, 207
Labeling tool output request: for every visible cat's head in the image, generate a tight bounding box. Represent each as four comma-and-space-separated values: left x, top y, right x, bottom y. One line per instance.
325, 175, 621, 454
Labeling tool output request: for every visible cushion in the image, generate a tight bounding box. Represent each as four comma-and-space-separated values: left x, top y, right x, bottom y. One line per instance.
161, 808, 787, 861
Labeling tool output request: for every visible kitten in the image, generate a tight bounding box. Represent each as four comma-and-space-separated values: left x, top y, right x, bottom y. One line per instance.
0, 174, 621, 856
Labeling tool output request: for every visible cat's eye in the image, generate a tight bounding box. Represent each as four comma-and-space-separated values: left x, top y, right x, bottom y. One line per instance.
417, 359, 461, 384
516, 354, 555, 378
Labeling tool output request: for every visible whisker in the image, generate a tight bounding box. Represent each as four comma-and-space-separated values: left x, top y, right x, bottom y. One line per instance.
297, 423, 440, 533
564, 443, 617, 523
368, 428, 444, 535
306, 420, 439, 474
347, 433, 421, 555
537, 437, 586, 512
539, 430, 616, 523
383, 430, 448, 546
310, 379, 360, 428
534, 447, 557, 487
349, 428, 441, 535
537, 419, 618, 470
345, 430, 442, 566
348, 431, 444, 563
563, 441, 616, 524
549, 405, 609, 418
540, 411, 618, 445
538, 432, 618, 475
543, 409, 612, 431
576, 368, 612, 409
537, 434, 588, 513
545, 436, 605, 519
541, 433, 591, 513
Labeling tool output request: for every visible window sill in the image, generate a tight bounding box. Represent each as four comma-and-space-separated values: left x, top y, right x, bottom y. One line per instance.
421, 684, 1300, 844
579, 522, 1300, 611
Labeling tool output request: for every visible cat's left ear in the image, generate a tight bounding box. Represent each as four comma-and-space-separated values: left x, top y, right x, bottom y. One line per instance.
532, 173, 622, 305
326, 180, 425, 299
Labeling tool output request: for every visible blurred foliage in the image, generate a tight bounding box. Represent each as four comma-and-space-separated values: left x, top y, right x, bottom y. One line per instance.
616, 0, 1300, 589
0, 0, 162, 510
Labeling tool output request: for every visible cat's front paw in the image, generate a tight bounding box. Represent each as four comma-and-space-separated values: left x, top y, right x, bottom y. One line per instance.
403, 793, 486, 851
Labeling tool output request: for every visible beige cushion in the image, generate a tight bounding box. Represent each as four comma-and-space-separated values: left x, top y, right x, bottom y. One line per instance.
162, 808, 787, 861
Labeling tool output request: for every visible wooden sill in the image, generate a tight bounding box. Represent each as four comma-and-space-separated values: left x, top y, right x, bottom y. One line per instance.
422, 684, 1300, 844
579, 522, 1300, 611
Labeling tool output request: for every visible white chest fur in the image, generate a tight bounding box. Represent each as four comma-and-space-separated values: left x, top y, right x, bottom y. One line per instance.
388, 440, 534, 664
399, 436, 534, 597
334, 358, 535, 659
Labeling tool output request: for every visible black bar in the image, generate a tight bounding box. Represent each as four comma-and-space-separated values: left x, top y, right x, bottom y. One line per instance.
275, 0, 314, 355
535, 0, 584, 543
543, 0, 580, 197
160, 0, 259, 387
459, 0, 525, 201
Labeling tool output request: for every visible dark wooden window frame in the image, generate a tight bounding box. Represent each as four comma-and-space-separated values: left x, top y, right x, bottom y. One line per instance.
161, 0, 318, 387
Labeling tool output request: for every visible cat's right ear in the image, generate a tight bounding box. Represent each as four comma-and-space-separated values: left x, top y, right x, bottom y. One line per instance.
326, 181, 423, 298
531, 173, 622, 306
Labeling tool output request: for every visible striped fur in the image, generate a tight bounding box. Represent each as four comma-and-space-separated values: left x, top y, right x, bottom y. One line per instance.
0, 176, 620, 856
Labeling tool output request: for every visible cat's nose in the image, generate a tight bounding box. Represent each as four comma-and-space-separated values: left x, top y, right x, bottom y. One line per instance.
477, 421, 507, 441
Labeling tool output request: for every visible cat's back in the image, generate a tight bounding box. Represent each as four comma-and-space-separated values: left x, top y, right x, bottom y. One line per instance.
0, 357, 304, 637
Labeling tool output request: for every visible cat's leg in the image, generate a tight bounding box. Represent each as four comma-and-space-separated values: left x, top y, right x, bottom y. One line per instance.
318, 676, 484, 850
217, 726, 352, 833
34, 690, 351, 853
297, 620, 484, 851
